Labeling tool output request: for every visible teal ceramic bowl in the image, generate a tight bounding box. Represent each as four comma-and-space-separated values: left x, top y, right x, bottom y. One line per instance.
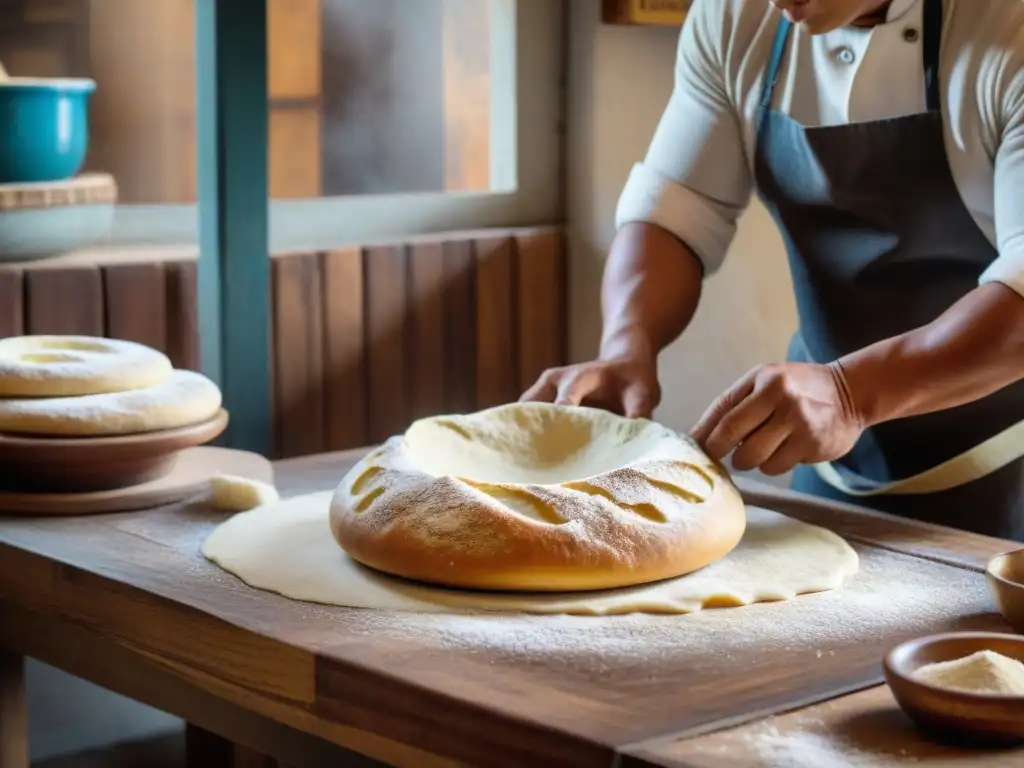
0, 77, 96, 184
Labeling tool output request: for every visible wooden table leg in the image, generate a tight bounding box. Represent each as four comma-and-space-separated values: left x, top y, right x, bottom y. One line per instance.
185, 723, 233, 768
0, 650, 28, 768
233, 745, 277, 768
187, 726, 286, 768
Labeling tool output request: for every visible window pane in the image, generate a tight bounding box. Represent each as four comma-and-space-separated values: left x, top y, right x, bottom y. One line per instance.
1, 0, 557, 253
3, 0, 500, 208
320, 0, 494, 196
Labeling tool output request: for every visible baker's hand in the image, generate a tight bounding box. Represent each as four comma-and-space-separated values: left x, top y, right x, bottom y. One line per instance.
690, 362, 865, 476
519, 356, 661, 419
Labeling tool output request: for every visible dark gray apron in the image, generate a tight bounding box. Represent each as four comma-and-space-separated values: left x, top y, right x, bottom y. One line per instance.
754, 0, 1024, 540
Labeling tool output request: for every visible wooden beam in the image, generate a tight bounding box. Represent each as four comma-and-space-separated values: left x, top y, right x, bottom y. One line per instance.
195, 0, 272, 455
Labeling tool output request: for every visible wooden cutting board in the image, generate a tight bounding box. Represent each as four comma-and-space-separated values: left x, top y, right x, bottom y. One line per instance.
0, 446, 273, 515
0, 173, 118, 212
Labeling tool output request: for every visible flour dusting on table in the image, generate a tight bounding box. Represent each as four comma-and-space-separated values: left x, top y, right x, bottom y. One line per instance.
731, 720, 921, 767
320, 547, 994, 665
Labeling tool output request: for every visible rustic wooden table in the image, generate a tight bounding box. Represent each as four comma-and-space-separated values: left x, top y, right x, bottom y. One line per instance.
1, 449, 1022, 768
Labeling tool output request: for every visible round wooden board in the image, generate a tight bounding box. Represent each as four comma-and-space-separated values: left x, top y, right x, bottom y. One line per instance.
0, 173, 118, 212
0, 446, 273, 516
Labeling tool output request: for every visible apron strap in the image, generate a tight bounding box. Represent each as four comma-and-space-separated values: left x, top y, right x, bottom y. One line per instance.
922, 0, 943, 112
758, 18, 792, 117
813, 418, 1024, 496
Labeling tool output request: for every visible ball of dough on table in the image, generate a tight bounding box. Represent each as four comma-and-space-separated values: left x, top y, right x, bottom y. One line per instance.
329, 402, 747, 592
209, 473, 280, 512
0, 369, 222, 436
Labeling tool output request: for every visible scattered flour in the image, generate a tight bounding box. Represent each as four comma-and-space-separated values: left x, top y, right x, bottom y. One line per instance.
733, 721, 920, 767
174, 511, 1000, 749
301, 545, 995, 669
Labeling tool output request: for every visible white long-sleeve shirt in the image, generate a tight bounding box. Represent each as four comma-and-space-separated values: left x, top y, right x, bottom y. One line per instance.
615, 0, 1024, 297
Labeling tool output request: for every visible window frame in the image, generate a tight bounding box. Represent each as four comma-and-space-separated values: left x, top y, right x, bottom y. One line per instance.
108, 0, 565, 252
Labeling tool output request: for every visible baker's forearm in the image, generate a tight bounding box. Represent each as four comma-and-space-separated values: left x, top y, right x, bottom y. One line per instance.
839, 283, 1024, 427
599, 223, 704, 362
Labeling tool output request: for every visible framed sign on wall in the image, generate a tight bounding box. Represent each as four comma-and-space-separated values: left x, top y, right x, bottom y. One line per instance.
602, 0, 689, 26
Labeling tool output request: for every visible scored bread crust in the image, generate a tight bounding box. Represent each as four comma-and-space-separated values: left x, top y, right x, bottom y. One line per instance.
329, 403, 746, 592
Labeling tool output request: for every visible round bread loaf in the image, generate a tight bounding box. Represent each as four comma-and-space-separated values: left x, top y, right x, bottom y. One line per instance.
329, 402, 746, 592
0, 335, 172, 397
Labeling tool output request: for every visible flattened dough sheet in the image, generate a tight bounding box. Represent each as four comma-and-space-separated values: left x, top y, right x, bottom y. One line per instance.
202, 493, 860, 616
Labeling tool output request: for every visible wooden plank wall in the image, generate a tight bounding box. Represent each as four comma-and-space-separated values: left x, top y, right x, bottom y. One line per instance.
0, 226, 567, 460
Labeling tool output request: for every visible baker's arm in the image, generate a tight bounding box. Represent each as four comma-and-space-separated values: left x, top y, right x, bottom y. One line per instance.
691, 53, 1024, 473
839, 283, 1024, 426
598, 223, 702, 364
842, 53, 1024, 425
603, 0, 752, 361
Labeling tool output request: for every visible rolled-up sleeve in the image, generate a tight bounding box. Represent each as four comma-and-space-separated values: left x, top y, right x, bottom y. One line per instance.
614, 0, 753, 275
980, 54, 1024, 298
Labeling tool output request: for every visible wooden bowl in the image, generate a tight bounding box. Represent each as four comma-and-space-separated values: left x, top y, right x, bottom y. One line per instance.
987, 550, 1024, 634
0, 408, 228, 493
884, 632, 1024, 747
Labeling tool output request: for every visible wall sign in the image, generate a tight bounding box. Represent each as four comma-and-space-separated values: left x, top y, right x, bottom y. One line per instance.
602, 0, 690, 26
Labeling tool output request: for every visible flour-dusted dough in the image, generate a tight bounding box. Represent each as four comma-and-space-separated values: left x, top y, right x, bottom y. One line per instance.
0, 369, 222, 436
202, 493, 860, 616
0, 335, 173, 397
331, 402, 747, 591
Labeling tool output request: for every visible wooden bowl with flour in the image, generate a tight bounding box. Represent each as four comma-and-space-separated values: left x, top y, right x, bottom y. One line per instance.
884, 632, 1024, 747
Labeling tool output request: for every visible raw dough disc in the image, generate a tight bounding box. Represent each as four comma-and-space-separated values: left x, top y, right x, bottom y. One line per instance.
0, 369, 223, 436
202, 493, 860, 616
0, 335, 173, 397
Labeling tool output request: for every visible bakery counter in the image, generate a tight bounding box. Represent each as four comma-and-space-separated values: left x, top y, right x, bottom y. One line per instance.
0, 447, 1020, 767
0, 225, 567, 459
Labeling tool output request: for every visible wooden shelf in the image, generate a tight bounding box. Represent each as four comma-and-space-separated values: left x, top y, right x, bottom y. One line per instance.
602, 0, 689, 26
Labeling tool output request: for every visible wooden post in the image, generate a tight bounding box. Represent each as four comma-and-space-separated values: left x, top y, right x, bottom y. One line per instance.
0, 651, 28, 768
195, 0, 273, 456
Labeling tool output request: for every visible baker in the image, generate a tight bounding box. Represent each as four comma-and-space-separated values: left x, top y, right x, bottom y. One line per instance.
522, 0, 1024, 539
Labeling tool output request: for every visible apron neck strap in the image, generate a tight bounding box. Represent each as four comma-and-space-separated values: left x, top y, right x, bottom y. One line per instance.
758, 0, 944, 115
759, 18, 792, 113
922, 0, 943, 112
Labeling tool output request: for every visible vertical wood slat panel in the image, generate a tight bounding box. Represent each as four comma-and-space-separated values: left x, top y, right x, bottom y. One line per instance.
364, 245, 409, 444
441, 241, 477, 415
407, 242, 447, 422
321, 248, 367, 451
24, 267, 104, 335
516, 232, 567, 393
271, 252, 325, 459
166, 260, 201, 371
0, 268, 24, 339
474, 237, 518, 409
2, 227, 566, 460
102, 262, 169, 351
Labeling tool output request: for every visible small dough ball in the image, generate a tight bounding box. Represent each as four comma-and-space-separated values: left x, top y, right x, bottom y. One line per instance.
210, 474, 280, 512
